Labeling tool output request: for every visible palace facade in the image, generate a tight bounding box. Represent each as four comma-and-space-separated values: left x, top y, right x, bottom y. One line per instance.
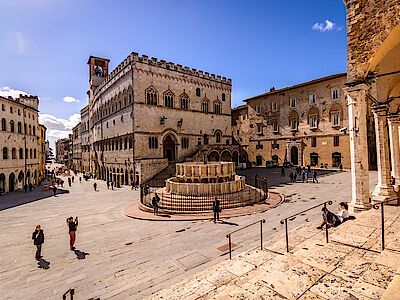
233, 73, 352, 169
0, 94, 46, 193
77, 53, 232, 185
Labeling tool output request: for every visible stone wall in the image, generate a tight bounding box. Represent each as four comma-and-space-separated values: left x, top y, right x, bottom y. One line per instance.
346, 0, 400, 82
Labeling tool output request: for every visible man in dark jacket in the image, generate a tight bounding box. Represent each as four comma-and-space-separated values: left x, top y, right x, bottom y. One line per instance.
32, 225, 44, 260
212, 197, 221, 223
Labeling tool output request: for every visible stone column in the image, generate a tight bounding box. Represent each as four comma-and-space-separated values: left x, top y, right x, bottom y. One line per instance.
371, 105, 397, 202
343, 84, 371, 212
388, 114, 400, 192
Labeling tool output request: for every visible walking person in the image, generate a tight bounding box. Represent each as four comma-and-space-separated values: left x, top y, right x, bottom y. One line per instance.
68, 178, 71, 187
24, 183, 28, 193
29, 183, 34, 192
66, 216, 78, 250
72, 176, 75, 183
212, 197, 221, 223
52, 185, 57, 197
32, 225, 44, 260
60, 180, 64, 187
289, 172, 293, 183
79, 177, 82, 183
107, 180, 110, 189
93, 182, 97, 191
281, 166, 285, 177
111, 181, 114, 190
312, 170, 318, 183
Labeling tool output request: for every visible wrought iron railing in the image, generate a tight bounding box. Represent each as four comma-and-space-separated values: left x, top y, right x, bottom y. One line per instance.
226, 219, 266, 259
280, 200, 333, 252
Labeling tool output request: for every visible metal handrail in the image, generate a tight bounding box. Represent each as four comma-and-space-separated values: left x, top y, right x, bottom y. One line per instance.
280, 200, 333, 252
372, 198, 399, 251
226, 219, 266, 259
62, 289, 74, 300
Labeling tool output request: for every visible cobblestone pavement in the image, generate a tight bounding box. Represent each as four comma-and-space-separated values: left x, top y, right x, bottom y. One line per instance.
0, 170, 377, 299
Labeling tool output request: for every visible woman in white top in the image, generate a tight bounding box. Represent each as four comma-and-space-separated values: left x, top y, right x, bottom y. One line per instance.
336, 202, 350, 223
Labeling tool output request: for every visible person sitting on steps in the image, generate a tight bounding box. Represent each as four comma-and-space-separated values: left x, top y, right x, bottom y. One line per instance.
317, 202, 353, 229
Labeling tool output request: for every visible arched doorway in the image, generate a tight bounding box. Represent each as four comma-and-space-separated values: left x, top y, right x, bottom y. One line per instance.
290, 147, 299, 165
221, 150, 232, 162
208, 150, 220, 162
9, 173, 15, 192
163, 135, 176, 161
0, 173, 5, 193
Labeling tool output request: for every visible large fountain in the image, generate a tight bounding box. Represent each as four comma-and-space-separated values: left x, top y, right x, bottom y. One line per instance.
141, 162, 267, 213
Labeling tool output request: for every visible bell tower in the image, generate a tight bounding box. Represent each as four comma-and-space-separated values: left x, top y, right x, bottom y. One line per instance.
87, 56, 110, 92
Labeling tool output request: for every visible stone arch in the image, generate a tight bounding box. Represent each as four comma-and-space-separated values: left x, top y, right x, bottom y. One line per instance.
214, 129, 222, 144
221, 149, 232, 162
9, 172, 15, 192
208, 150, 220, 162
232, 149, 239, 164
0, 173, 5, 193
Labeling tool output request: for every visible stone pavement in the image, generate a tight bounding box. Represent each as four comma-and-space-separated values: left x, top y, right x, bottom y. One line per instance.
0, 170, 377, 299
150, 205, 400, 300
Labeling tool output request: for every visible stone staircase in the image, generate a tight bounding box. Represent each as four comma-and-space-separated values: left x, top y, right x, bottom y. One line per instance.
146, 162, 177, 184
149, 205, 400, 299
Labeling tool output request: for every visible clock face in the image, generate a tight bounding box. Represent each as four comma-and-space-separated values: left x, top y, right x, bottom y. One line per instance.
94, 65, 103, 76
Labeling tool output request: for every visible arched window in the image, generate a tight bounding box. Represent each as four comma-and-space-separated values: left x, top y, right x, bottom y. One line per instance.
19, 148, 23, 159
164, 90, 174, 108
12, 148, 17, 159
196, 88, 201, 97
33, 126, 36, 135
215, 130, 222, 143
201, 99, 209, 113
34, 149, 36, 159
25, 148, 28, 159
29, 124, 32, 135
180, 94, 189, 110
222, 93, 226, 101
10, 120, 14, 132
30, 149, 32, 159
213, 101, 222, 114
3, 147, 8, 159
1, 118, 6, 131
17, 122, 22, 133
146, 87, 158, 106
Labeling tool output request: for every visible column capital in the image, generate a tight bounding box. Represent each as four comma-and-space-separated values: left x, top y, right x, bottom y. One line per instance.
343, 83, 370, 94
387, 113, 400, 124
372, 104, 389, 116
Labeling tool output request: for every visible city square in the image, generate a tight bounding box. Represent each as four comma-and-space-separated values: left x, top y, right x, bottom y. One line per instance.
1, 0, 400, 299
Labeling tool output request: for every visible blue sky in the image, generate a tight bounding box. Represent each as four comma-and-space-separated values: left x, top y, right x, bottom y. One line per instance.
0, 0, 347, 145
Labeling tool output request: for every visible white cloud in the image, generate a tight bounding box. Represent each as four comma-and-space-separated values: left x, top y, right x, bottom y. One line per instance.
39, 113, 81, 148
6, 31, 29, 54
63, 96, 80, 103
0, 86, 30, 99
312, 20, 341, 32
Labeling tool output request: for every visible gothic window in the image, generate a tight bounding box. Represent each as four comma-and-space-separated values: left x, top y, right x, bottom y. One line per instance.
12, 148, 16, 159
29, 124, 32, 135
30, 149, 32, 159
180, 95, 189, 110
164, 90, 174, 108
10, 120, 14, 132
19, 148, 23, 159
221, 93, 226, 101
213, 101, 222, 114
3, 147, 8, 159
33, 126, 36, 136
1, 118, 6, 131
146, 87, 158, 106
196, 88, 201, 97
25, 148, 28, 159
202, 99, 209, 113
24, 123, 27, 133
17, 122, 22, 133
215, 130, 222, 143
